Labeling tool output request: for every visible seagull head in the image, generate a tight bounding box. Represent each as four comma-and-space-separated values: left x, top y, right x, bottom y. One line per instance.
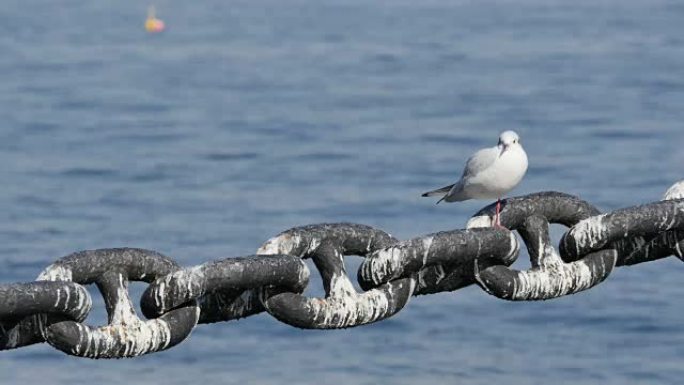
497, 130, 521, 156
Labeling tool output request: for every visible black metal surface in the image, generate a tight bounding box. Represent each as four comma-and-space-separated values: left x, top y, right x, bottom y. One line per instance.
140, 255, 309, 324
475, 215, 616, 300
469, 191, 601, 229
0, 281, 91, 350
257, 223, 414, 329
358, 227, 519, 294
560, 199, 684, 262
36, 248, 199, 358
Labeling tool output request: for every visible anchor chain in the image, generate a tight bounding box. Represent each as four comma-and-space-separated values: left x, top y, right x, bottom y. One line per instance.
1, 181, 684, 359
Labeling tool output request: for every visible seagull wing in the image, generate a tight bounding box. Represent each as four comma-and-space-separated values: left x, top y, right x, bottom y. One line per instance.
461, 146, 499, 180
421, 145, 500, 203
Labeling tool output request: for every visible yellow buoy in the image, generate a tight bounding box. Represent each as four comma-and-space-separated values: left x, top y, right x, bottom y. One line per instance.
145, 6, 165, 33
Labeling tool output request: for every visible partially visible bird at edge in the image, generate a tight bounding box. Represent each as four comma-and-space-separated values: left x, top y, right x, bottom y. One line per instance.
421, 130, 528, 228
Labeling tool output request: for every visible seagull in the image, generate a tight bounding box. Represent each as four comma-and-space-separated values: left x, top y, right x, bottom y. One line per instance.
421, 130, 528, 227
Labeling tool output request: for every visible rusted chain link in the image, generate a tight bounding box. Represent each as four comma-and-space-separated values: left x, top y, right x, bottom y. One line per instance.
2, 182, 684, 359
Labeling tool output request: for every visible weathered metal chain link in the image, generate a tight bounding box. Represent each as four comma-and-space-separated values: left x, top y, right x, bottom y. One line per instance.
2, 182, 684, 359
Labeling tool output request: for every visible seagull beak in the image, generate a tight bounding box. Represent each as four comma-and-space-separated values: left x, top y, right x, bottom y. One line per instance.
499, 144, 507, 157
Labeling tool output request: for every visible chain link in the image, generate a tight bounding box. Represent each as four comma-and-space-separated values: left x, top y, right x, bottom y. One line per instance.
2, 182, 684, 359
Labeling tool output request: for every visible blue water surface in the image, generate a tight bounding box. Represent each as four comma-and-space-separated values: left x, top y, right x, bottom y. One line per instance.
1, 1, 684, 384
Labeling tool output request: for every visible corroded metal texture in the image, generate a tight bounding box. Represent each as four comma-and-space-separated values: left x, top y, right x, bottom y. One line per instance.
257, 223, 398, 257
467, 191, 601, 229
663, 180, 684, 201
468, 193, 616, 301
140, 255, 310, 324
0, 282, 91, 350
37, 248, 199, 358
357, 228, 519, 294
560, 200, 684, 262
257, 223, 414, 329
605, 181, 684, 266
613, 231, 684, 266
475, 215, 616, 300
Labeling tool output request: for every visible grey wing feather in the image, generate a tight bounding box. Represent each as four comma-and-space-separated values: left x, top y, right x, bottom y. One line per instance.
461, 146, 499, 180
421, 184, 454, 197
422, 146, 499, 203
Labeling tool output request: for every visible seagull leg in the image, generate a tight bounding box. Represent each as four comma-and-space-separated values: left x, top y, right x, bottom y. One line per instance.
494, 198, 502, 228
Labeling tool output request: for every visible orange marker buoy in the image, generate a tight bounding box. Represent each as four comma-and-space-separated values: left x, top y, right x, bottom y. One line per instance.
145, 6, 165, 33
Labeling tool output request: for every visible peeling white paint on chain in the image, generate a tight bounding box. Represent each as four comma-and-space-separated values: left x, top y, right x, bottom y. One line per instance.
65, 317, 174, 358
73, 286, 91, 321
257, 233, 304, 256
37, 265, 73, 282
43, 269, 188, 358
306, 238, 322, 256
509, 250, 609, 300
422, 236, 434, 266
297, 262, 310, 287
507, 232, 519, 261
306, 274, 415, 328
365, 232, 375, 253
567, 198, 684, 258
4, 328, 20, 348
466, 215, 493, 229
477, 241, 615, 301
111, 274, 138, 325
1, 317, 35, 348
566, 213, 608, 254
663, 180, 684, 201
362, 236, 436, 286
260, 233, 324, 256
675, 237, 684, 258
363, 247, 406, 285
35, 265, 92, 322
328, 273, 357, 298
30, 259, 197, 358
55, 285, 90, 321
153, 266, 206, 314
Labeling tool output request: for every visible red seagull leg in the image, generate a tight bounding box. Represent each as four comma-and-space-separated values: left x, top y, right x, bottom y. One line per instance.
495, 198, 502, 227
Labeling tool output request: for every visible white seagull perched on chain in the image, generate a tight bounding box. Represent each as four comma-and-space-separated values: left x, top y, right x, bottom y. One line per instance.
421, 130, 528, 227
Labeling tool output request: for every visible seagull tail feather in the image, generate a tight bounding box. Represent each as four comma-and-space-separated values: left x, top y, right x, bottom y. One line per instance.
421, 184, 454, 203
